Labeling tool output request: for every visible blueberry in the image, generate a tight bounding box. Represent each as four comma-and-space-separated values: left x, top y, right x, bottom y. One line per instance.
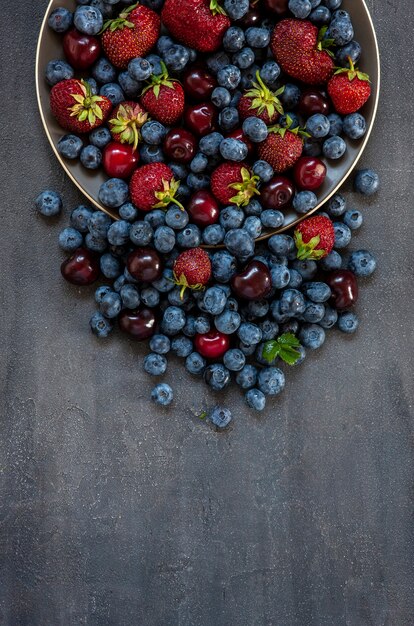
354, 169, 380, 195
306, 113, 330, 139
337, 311, 359, 333
106, 220, 130, 246
204, 364, 231, 391
207, 405, 233, 428
98, 178, 129, 208
153, 225, 175, 253
68, 206, 92, 233
302, 281, 331, 303
343, 210, 362, 231
211, 251, 237, 283
245, 199, 263, 217
118, 71, 142, 98
118, 284, 139, 309
242, 117, 268, 143
240, 64, 260, 89
203, 287, 227, 315
257, 367, 285, 396
165, 207, 189, 231
259, 320, 279, 341
128, 221, 152, 247
292, 190, 318, 214
301, 301, 325, 323
219, 138, 248, 162
327, 10, 354, 46
232, 48, 255, 70
268, 234, 295, 257
251, 162, 272, 186
348, 250, 376, 277
319, 305, 338, 329
327, 113, 343, 137
95, 285, 112, 305
325, 0, 342, 9
214, 310, 241, 335
323, 135, 347, 159
128, 56, 152, 82
270, 264, 290, 289
91, 58, 116, 84
203, 224, 225, 245
194, 315, 210, 334
176, 224, 201, 248
287, 268, 302, 289
261, 210, 284, 229
207, 51, 231, 75
211, 87, 232, 109
148, 334, 170, 355
146, 53, 163, 75
140, 144, 165, 164
80, 145, 102, 169
164, 44, 190, 72
186, 173, 210, 191
244, 216, 262, 239
35, 190, 62, 217
280, 83, 301, 109
309, 6, 331, 24
280, 289, 306, 315
260, 61, 281, 85
319, 250, 342, 271
327, 193, 346, 217
336, 40, 361, 67
218, 106, 240, 131
343, 113, 366, 139
170, 336, 192, 358
161, 306, 186, 336
151, 383, 173, 406
223, 349, 246, 372
333, 222, 352, 249
144, 209, 166, 229
99, 83, 124, 105
57, 134, 83, 159
229, 89, 243, 107
73, 5, 103, 35
85, 233, 107, 252
291, 259, 318, 280
89, 128, 111, 151
144, 353, 168, 376
223, 26, 246, 52
152, 269, 175, 294
45, 59, 74, 86
235, 365, 257, 390
90, 311, 113, 338
168, 163, 188, 181
298, 323, 325, 349
98, 253, 120, 279
189, 153, 208, 173
100, 291, 122, 319
185, 352, 206, 375
245, 388, 266, 411
140, 287, 160, 308
224, 0, 249, 20
237, 322, 262, 346
220, 206, 244, 230
245, 27, 270, 48
141, 121, 167, 146
246, 300, 269, 318
58, 227, 83, 251
217, 65, 241, 90
224, 229, 254, 259
48, 7, 73, 32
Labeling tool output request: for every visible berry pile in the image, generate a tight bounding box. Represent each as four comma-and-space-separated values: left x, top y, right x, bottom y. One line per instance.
41, 0, 379, 423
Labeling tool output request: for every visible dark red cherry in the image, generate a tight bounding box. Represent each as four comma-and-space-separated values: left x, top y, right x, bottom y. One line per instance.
262, 0, 289, 15
293, 157, 327, 190
118, 308, 157, 340
63, 29, 101, 70
61, 247, 100, 285
326, 270, 359, 310
127, 248, 163, 282
103, 142, 139, 179
298, 89, 331, 116
227, 128, 255, 158
184, 102, 218, 137
238, 9, 262, 27
195, 331, 230, 359
187, 190, 220, 227
260, 176, 295, 209
231, 260, 272, 301
163, 128, 197, 163
183, 67, 217, 101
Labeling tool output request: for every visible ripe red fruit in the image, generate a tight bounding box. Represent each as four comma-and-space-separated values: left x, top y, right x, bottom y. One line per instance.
298, 89, 331, 116
63, 29, 101, 70
226, 128, 255, 157
187, 190, 220, 226
108, 101, 148, 151
231, 260, 272, 301
293, 156, 326, 190
183, 67, 217, 101
258, 122, 306, 173
260, 176, 295, 209
127, 248, 163, 282
118, 308, 157, 340
50, 79, 112, 133
211, 162, 260, 206
141, 62, 185, 125
184, 102, 218, 137
262, 0, 289, 15
161, 0, 230, 53
163, 128, 197, 163
238, 71, 284, 125
101, 3, 160, 69
294, 215, 335, 260
195, 331, 230, 359
103, 142, 139, 178
327, 58, 371, 115
129, 163, 184, 212
61, 247, 100, 285
173, 248, 212, 297
326, 270, 359, 310
271, 19, 334, 85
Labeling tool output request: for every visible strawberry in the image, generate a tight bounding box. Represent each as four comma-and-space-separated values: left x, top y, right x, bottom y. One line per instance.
238, 72, 284, 125
50, 79, 112, 134
258, 118, 309, 173
140, 62, 185, 125
271, 20, 334, 85
129, 163, 184, 211
173, 248, 212, 298
211, 162, 260, 207
161, 0, 230, 53
327, 58, 371, 115
294, 215, 335, 260
108, 101, 148, 151
100, 2, 160, 69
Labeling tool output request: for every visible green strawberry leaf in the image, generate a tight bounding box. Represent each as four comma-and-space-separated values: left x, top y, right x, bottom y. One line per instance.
262, 333, 302, 366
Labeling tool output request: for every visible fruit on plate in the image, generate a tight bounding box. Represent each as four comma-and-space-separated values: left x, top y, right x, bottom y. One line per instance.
271, 19, 335, 85
258, 120, 308, 173
140, 62, 185, 125
163, 128, 197, 163
63, 29, 101, 70
50, 79, 112, 133
108, 101, 148, 151
129, 163, 184, 211
327, 58, 371, 115
173, 247, 212, 296
294, 215, 335, 260
187, 190, 220, 226
100, 2, 161, 69
293, 156, 327, 190
238, 71, 285, 125
211, 163, 260, 206
161, 0, 231, 53
103, 142, 139, 178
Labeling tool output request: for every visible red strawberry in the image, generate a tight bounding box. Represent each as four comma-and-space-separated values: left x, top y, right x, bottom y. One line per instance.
108, 101, 148, 151
327, 58, 371, 115
294, 215, 335, 260
211, 162, 260, 207
271, 20, 334, 85
161, 0, 230, 53
173, 248, 212, 298
258, 119, 308, 173
50, 79, 112, 133
129, 163, 184, 211
238, 71, 284, 125
141, 62, 185, 125
101, 3, 160, 69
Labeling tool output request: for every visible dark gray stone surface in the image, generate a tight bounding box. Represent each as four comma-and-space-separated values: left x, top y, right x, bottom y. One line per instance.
0, 1, 413, 625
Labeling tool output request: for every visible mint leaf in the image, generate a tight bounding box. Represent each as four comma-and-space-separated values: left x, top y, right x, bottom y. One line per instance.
262, 333, 302, 366
277, 332, 301, 347
278, 345, 302, 365
262, 340, 280, 364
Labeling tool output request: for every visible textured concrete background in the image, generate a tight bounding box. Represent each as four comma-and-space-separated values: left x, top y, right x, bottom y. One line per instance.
1, 1, 413, 625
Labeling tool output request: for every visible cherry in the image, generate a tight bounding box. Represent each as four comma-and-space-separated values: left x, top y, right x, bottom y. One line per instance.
187, 190, 220, 227
231, 260, 272, 301
195, 330, 230, 359
103, 142, 139, 179
260, 176, 295, 209
61, 247, 100, 286
163, 128, 197, 163
293, 157, 327, 190
183, 67, 217, 101
127, 248, 163, 282
298, 90, 331, 116
227, 128, 255, 158
118, 308, 157, 340
63, 29, 101, 70
184, 102, 218, 137
262, 0, 289, 15
238, 10, 262, 27
325, 270, 358, 310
